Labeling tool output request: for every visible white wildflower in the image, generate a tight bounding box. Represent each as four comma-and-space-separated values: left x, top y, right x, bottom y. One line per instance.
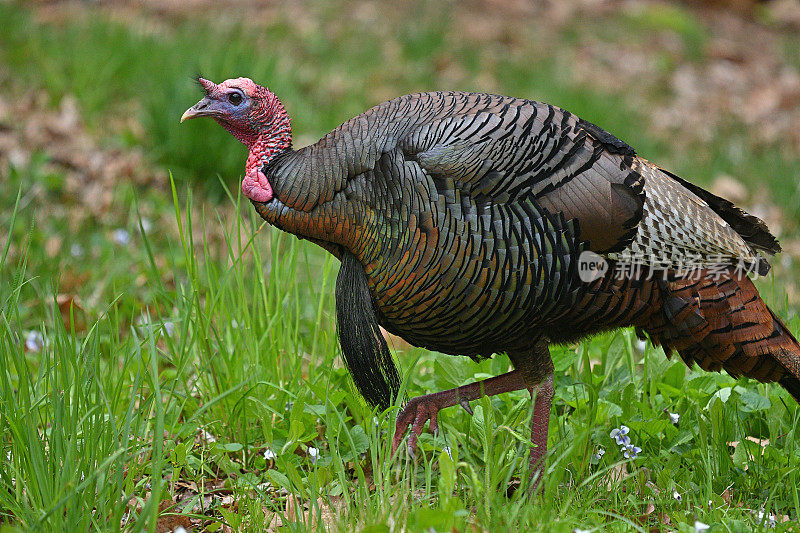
263, 447, 277, 460
112, 228, 131, 246
634, 338, 647, 355
593, 447, 605, 461
308, 446, 319, 464
70, 243, 84, 258
199, 429, 217, 443
139, 218, 152, 234
622, 444, 642, 459
673, 490, 682, 502
694, 521, 710, 532
25, 330, 45, 352
668, 411, 680, 424
756, 509, 776, 528
174, 526, 188, 533
610, 425, 630, 446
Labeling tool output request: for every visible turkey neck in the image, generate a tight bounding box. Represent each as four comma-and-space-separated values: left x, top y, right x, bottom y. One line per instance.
246, 132, 291, 179
250, 147, 367, 255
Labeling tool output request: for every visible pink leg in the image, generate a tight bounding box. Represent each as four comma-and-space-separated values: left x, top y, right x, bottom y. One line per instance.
528, 374, 554, 490
391, 370, 527, 455
393, 345, 555, 490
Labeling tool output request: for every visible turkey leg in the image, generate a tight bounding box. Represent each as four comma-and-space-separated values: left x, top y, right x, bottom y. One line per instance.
527, 373, 554, 488
392, 362, 555, 486
392, 369, 527, 455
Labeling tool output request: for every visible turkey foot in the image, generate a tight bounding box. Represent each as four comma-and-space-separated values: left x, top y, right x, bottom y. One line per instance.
391, 370, 527, 457
392, 395, 441, 457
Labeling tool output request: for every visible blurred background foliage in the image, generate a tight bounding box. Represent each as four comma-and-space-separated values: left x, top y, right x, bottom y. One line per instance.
3, 0, 800, 310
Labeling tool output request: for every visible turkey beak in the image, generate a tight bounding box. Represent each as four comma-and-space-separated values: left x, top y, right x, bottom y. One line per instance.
181, 96, 215, 123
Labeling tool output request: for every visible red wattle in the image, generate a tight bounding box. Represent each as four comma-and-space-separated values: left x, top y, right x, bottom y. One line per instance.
242, 169, 273, 203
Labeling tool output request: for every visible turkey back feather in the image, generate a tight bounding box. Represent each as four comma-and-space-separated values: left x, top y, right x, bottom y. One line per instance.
336, 250, 401, 409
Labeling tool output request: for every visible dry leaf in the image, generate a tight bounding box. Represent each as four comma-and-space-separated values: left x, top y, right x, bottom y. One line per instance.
606, 462, 629, 490
155, 499, 192, 533
56, 293, 86, 332
284, 496, 340, 530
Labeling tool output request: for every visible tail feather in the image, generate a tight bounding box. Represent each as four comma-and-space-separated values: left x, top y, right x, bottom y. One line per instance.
335, 250, 401, 410
661, 168, 781, 257
768, 307, 800, 403
644, 269, 800, 402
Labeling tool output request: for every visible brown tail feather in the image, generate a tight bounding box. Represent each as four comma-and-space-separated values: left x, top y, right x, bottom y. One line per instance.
768, 307, 800, 403
643, 269, 800, 402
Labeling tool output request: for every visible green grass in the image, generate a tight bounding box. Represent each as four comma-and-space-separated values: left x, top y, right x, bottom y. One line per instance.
2, 1, 800, 530
621, 3, 708, 61
4, 183, 800, 530
3, 180, 799, 531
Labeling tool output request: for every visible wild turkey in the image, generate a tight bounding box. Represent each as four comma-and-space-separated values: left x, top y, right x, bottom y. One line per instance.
182, 77, 800, 486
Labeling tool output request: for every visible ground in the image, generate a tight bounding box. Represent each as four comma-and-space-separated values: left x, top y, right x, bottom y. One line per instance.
1, 0, 800, 531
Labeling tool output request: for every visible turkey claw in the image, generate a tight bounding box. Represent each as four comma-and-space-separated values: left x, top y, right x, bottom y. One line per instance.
459, 397, 473, 415
391, 395, 440, 458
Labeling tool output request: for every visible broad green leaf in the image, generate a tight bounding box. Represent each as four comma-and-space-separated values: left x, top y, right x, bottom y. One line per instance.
706, 387, 731, 410
735, 386, 771, 412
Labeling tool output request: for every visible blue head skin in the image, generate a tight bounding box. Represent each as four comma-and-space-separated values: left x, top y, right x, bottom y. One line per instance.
181, 77, 292, 202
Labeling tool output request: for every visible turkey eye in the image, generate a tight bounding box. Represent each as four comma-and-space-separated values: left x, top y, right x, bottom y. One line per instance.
228, 92, 243, 106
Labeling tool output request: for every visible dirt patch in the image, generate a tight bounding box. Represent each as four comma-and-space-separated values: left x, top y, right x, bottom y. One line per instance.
0, 90, 163, 224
